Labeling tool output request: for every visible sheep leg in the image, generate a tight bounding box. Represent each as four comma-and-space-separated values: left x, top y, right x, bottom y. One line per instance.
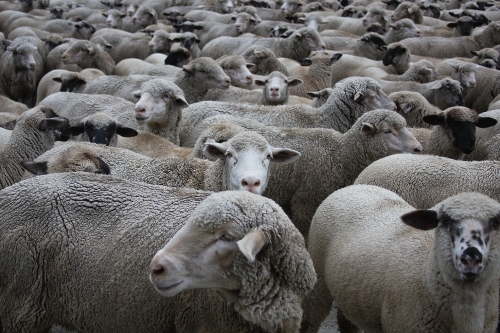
337, 309, 362, 333
300, 275, 333, 333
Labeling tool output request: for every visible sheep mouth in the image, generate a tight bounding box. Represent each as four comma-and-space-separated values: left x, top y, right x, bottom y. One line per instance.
152, 279, 184, 296
135, 115, 150, 122
461, 272, 480, 282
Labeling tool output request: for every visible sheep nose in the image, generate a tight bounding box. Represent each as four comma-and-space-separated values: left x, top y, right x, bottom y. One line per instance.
136, 106, 146, 113
150, 261, 166, 277
413, 146, 423, 154
242, 177, 261, 193
29, 62, 36, 69
461, 247, 483, 269
246, 75, 253, 84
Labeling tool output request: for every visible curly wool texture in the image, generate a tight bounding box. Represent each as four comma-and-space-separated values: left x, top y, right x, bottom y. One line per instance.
0, 173, 314, 333
180, 76, 390, 146
81, 74, 156, 102
354, 154, 500, 209
188, 192, 316, 331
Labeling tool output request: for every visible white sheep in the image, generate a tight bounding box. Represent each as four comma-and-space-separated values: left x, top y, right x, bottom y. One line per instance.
200, 27, 326, 61
354, 154, 500, 208
240, 45, 290, 76
59, 39, 115, 75
215, 54, 255, 88
303, 184, 500, 333
0, 106, 68, 190
188, 109, 422, 238
0, 173, 316, 332
180, 76, 396, 146
389, 91, 441, 128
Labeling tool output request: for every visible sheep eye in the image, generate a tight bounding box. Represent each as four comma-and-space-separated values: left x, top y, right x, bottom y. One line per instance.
266, 153, 272, 159
383, 129, 392, 134
226, 152, 232, 158
219, 233, 235, 242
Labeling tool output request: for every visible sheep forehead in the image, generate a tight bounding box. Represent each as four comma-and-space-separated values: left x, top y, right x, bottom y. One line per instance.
188, 191, 279, 232
226, 131, 271, 154
357, 109, 406, 129
443, 106, 478, 122
436, 193, 500, 223
141, 79, 183, 97
82, 112, 117, 127
217, 55, 246, 68
267, 71, 287, 80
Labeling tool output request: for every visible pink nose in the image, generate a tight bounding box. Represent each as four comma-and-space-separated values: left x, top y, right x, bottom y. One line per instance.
242, 177, 261, 193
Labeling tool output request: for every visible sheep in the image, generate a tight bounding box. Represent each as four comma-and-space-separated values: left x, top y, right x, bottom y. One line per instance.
179, 76, 396, 146
464, 109, 500, 161
188, 109, 422, 238
117, 132, 194, 158
240, 45, 289, 76
379, 77, 464, 110
60, 40, 115, 75
23, 130, 301, 194
462, 65, 500, 113
435, 59, 478, 96
147, 29, 181, 54
0, 106, 68, 190
315, 5, 390, 35
130, 4, 158, 28
389, 90, 441, 128
322, 32, 388, 60
181, 5, 262, 23
114, 58, 183, 77
0, 174, 316, 333
89, 29, 152, 63
35, 68, 106, 104
379, 59, 437, 83
215, 54, 255, 88
58, 112, 139, 146
397, 21, 500, 58
307, 87, 335, 107
0, 37, 44, 107
303, 184, 500, 333
81, 74, 156, 102
163, 48, 192, 67
354, 154, 500, 209
173, 31, 201, 59
173, 57, 232, 104
200, 27, 326, 61
413, 106, 497, 160
204, 71, 303, 105
0, 94, 29, 116
195, 12, 259, 49
40, 79, 189, 144
382, 18, 422, 44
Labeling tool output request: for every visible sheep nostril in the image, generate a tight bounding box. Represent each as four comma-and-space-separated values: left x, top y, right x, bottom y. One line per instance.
150, 263, 165, 276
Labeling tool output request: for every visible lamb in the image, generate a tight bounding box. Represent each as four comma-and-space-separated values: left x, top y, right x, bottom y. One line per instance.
40, 79, 189, 144
0, 106, 68, 190
240, 45, 289, 76
303, 184, 500, 333
179, 76, 396, 146
379, 77, 464, 110
0, 37, 44, 107
36, 68, 106, 104
187, 109, 422, 238
200, 27, 326, 61
60, 40, 115, 75
413, 106, 497, 160
204, 71, 303, 105
23, 130, 301, 193
354, 154, 500, 208
389, 91, 441, 128
0, 173, 316, 333
397, 21, 500, 58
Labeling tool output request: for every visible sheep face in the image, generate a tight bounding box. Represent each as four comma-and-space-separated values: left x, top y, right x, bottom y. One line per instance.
132, 6, 157, 28
103, 10, 126, 28
225, 63, 254, 87
354, 86, 397, 111
61, 41, 92, 65
455, 67, 477, 89
8, 43, 38, 71
255, 72, 303, 105
367, 120, 423, 155
402, 193, 500, 283
203, 132, 300, 194
232, 13, 257, 34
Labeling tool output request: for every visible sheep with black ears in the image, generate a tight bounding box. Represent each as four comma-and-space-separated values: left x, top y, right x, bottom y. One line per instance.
354, 154, 500, 208
410, 106, 497, 160
180, 76, 396, 146
188, 109, 422, 238
303, 184, 500, 333
200, 27, 326, 61
0, 106, 68, 190
0, 173, 316, 332
39, 78, 189, 144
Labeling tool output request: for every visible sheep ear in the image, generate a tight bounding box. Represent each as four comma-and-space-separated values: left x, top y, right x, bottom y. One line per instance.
39, 117, 69, 131
116, 125, 139, 137
423, 114, 445, 125
270, 147, 301, 164
353, 91, 363, 102
86, 43, 95, 55
429, 81, 443, 90
246, 63, 255, 69
174, 94, 189, 107
237, 228, 269, 263
361, 122, 377, 136
476, 117, 498, 128
61, 123, 85, 137
254, 79, 266, 87
1, 120, 16, 130
470, 51, 480, 57
53, 77, 63, 83
306, 91, 319, 98
287, 78, 303, 87
330, 53, 343, 64
95, 157, 111, 175
401, 209, 439, 230
182, 64, 195, 75
447, 22, 458, 28
398, 102, 413, 114
132, 90, 141, 98
203, 139, 228, 160
20, 160, 48, 176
